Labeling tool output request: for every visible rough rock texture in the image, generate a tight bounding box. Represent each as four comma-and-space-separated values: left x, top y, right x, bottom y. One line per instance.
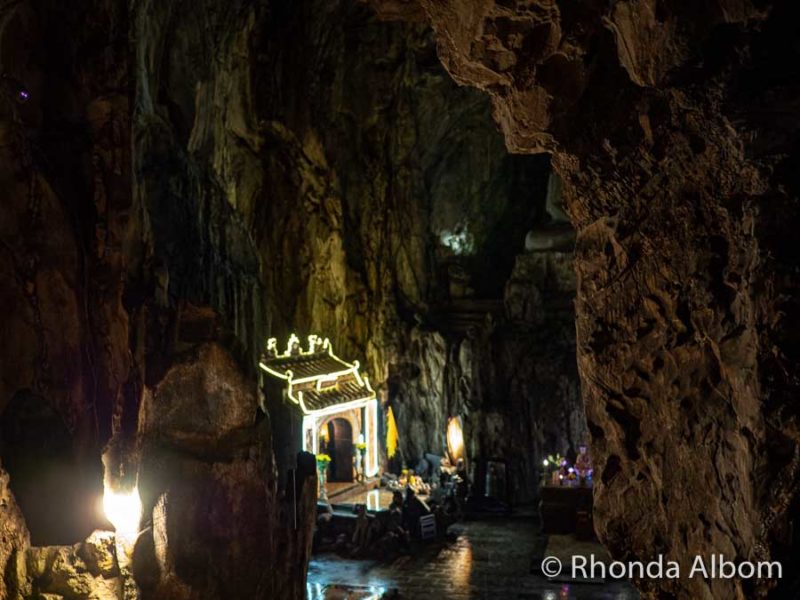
368, 0, 800, 598
390, 249, 585, 501
0, 0, 130, 593
0, 466, 29, 599
251, 0, 548, 357
27, 531, 121, 600
0, 0, 315, 597
1, 0, 598, 596
135, 342, 314, 600
244, 0, 580, 503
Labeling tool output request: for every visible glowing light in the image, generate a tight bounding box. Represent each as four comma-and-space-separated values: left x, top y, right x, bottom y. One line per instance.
262, 334, 333, 364
386, 406, 399, 459
439, 221, 475, 255
365, 399, 379, 476
263, 335, 382, 476
447, 416, 465, 462
259, 333, 375, 416
295, 392, 373, 418
303, 415, 318, 453
365, 587, 387, 600
543, 459, 549, 467
366, 489, 380, 511
103, 487, 142, 542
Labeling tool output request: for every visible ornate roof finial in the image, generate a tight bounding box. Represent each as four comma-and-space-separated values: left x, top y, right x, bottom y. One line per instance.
287, 333, 301, 356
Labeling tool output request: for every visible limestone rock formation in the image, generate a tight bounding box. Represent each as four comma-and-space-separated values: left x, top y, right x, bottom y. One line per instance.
369, 0, 800, 597
135, 341, 315, 599
1, 0, 579, 593
7, 0, 793, 598
0, 0, 315, 597
27, 531, 121, 600
241, 0, 586, 506
389, 248, 584, 502
0, 467, 29, 599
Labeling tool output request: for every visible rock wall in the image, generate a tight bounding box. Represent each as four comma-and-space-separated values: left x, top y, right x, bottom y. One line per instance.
251, 0, 548, 358
0, 0, 315, 597
134, 342, 314, 600
368, 0, 800, 598
389, 249, 585, 502
0, 0, 589, 596
0, 0, 131, 595
245, 0, 582, 503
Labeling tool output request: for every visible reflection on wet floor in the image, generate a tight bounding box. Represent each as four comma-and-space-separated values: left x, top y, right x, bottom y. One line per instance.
307, 514, 639, 599
306, 581, 388, 599
331, 485, 397, 511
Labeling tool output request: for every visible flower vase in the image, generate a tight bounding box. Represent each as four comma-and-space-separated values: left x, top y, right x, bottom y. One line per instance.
355, 452, 363, 483
318, 466, 328, 502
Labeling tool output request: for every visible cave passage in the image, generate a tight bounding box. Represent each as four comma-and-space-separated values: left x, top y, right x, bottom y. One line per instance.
0, 0, 798, 599
246, 4, 624, 595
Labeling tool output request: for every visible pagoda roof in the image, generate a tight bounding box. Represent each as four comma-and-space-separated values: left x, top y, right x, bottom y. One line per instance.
259, 335, 376, 416
261, 351, 352, 381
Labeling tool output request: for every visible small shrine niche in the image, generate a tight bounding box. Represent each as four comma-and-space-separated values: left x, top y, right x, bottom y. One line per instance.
259, 335, 379, 483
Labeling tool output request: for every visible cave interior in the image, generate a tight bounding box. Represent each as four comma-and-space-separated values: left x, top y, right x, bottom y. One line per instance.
0, 0, 799, 599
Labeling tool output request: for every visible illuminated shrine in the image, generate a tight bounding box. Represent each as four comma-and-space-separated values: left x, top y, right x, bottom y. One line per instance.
259, 335, 379, 483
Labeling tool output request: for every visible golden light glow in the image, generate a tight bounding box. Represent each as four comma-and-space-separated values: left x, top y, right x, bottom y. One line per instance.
259, 333, 376, 416
449, 535, 473, 594
386, 406, 399, 459
103, 486, 142, 542
447, 416, 465, 462
266, 335, 381, 478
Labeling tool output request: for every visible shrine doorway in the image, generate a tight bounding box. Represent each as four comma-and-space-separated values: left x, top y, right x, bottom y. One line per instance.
325, 418, 354, 483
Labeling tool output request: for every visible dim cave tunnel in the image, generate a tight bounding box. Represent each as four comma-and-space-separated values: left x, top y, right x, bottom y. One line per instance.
0, 0, 799, 599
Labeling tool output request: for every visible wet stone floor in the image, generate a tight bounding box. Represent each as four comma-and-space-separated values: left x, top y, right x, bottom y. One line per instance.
306, 514, 639, 600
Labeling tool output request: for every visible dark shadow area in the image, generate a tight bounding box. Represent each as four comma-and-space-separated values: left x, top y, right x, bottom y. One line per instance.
0, 390, 103, 546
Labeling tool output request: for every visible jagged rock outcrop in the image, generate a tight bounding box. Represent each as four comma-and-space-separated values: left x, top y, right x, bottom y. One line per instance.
0, 467, 29, 599
369, 0, 800, 598
27, 531, 121, 600
134, 342, 314, 600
